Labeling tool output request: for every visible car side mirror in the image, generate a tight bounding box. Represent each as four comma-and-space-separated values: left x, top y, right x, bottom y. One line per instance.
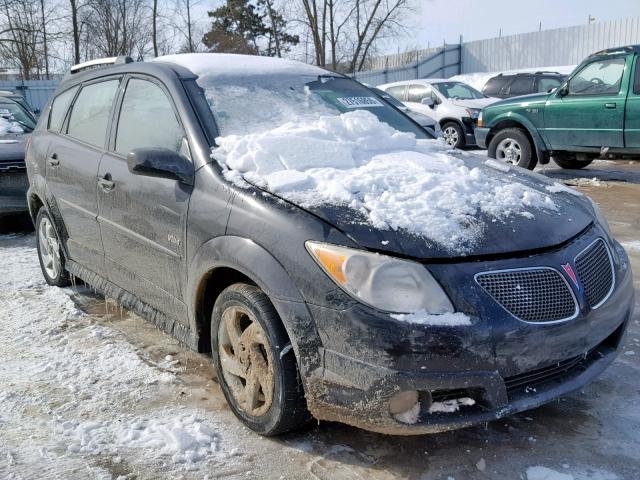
127, 147, 194, 185
421, 97, 435, 108
557, 86, 569, 97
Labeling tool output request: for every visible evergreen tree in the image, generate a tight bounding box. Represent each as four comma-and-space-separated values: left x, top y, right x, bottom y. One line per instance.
202, 0, 298, 56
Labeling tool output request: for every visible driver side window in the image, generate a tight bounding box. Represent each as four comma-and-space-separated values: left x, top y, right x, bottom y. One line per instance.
567, 58, 626, 96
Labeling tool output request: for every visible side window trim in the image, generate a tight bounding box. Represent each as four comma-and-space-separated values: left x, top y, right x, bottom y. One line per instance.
565, 57, 627, 97
47, 86, 80, 133
634, 54, 640, 95
110, 74, 189, 161
62, 75, 123, 150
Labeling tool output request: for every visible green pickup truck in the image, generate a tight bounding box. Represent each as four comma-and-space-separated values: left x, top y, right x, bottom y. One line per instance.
474, 44, 640, 169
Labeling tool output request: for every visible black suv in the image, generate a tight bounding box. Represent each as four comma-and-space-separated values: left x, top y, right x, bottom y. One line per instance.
26, 54, 634, 436
483, 72, 566, 99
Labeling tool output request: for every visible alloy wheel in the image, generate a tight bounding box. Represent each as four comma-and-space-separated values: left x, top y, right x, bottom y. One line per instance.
218, 305, 274, 417
38, 217, 61, 279
496, 138, 522, 164
443, 126, 459, 146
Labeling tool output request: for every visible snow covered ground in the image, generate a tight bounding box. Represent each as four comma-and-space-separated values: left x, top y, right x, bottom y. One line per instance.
0, 160, 639, 479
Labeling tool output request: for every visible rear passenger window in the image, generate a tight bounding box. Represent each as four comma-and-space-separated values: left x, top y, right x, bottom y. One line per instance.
385, 85, 406, 100
483, 77, 508, 96
634, 57, 640, 94
48, 87, 78, 132
508, 76, 535, 95
115, 78, 185, 155
67, 80, 119, 147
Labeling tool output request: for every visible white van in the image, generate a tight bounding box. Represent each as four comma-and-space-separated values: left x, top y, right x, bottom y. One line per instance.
377, 79, 498, 148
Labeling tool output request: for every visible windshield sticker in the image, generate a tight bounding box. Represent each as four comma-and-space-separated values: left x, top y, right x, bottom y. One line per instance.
336, 97, 384, 108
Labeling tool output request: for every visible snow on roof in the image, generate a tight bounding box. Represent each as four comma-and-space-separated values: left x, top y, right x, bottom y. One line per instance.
153, 53, 331, 78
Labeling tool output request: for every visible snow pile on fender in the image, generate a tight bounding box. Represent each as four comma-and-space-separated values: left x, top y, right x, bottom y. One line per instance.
213, 110, 557, 251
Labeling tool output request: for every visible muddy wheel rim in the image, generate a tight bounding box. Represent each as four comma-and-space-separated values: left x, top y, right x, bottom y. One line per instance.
443, 126, 459, 146
218, 305, 274, 417
38, 217, 60, 279
496, 138, 522, 164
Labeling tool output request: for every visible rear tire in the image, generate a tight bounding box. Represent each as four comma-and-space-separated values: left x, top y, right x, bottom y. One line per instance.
211, 283, 310, 436
488, 128, 537, 170
441, 122, 466, 148
35, 208, 70, 287
552, 153, 595, 169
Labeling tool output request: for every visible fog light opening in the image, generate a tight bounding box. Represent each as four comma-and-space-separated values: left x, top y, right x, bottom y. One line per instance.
389, 390, 422, 425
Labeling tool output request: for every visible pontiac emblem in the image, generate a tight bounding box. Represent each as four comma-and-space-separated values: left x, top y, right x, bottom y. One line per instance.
561, 263, 579, 288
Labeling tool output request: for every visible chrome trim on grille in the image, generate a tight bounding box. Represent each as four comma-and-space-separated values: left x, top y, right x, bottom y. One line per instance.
474, 267, 579, 324
574, 238, 615, 310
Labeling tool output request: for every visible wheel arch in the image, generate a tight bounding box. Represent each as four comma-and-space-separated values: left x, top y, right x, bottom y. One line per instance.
487, 116, 547, 163
187, 236, 311, 358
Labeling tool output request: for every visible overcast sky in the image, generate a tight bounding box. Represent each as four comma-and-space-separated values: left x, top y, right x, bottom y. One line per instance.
393, 0, 639, 52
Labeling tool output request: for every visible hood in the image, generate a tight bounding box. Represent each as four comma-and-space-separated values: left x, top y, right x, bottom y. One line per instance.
0, 133, 27, 162
286, 160, 594, 260
450, 97, 497, 109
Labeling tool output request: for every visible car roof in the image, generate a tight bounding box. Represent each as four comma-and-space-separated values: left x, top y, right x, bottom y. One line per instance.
57, 53, 336, 94
590, 44, 640, 57
153, 53, 332, 79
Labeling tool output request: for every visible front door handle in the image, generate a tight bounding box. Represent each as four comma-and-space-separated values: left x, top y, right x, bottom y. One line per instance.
47, 153, 59, 166
604, 103, 616, 109
98, 175, 115, 191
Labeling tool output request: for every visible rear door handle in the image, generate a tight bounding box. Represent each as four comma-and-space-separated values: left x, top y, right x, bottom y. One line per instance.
98, 175, 115, 191
604, 103, 616, 109
47, 153, 59, 166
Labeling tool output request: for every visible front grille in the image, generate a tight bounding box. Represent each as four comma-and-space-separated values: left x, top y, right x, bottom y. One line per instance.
0, 160, 26, 172
575, 239, 614, 308
476, 268, 576, 322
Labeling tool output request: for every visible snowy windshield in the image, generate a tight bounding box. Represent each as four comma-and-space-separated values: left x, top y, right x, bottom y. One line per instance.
0, 101, 34, 132
196, 74, 428, 138
432, 82, 485, 100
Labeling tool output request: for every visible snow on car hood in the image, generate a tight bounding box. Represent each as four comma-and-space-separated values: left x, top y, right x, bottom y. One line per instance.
212, 110, 593, 257
449, 97, 497, 109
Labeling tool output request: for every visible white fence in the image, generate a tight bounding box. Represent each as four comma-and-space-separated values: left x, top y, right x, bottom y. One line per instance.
356, 16, 640, 86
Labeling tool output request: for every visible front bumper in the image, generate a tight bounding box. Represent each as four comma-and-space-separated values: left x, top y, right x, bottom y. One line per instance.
474, 127, 490, 149
296, 231, 634, 435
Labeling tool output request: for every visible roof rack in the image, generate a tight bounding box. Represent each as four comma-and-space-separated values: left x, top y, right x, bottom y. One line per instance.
70, 56, 133, 74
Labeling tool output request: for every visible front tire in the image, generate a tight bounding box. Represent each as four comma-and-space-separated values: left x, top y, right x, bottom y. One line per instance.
553, 153, 595, 169
35, 208, 70, 287
488, 128, 537, 170
442, 121, 466, 148
211, 283, 310, 436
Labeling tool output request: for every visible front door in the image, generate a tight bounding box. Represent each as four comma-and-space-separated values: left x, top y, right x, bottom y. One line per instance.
45, 79, 120, 274
624, 55, 640, 148
97, 76, 192, 321
542, 56, 629, 150
404, 83, 440, 121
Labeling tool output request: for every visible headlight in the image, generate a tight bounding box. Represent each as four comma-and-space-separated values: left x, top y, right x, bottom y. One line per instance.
477, 111, 484, 127
587, 197, 611, 236
465, 108, 480, 120
306, 241, 454, 314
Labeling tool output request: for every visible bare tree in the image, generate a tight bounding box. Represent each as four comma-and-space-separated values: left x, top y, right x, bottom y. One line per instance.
297, 0, 413, 72
81, 0, 152, 59
69, 0, 81, 64
0, 0, 43, 79
173, 0, 203, 53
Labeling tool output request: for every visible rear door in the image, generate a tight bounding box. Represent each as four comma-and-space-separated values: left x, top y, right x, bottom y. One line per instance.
97, 75, 191, 320
45, 78, 120, 274
504, 75, 535, 97
542, 56, 629, 149
624, 54, 640, 148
